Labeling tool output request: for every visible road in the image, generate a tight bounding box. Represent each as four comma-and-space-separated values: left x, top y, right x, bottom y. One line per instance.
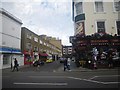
2, 60, 120, 89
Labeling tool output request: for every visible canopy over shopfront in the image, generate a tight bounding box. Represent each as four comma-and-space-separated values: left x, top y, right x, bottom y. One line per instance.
39, 53, 48, 56
72, 33, 120, 52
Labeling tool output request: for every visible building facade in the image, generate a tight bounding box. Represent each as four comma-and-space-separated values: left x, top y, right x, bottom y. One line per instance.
71, 0, 120, 67
72, 0, 120, 36
62, 46, 73, 57
0, 8, 24, 69
21, 27, 62, 64
46, 36, 62, 57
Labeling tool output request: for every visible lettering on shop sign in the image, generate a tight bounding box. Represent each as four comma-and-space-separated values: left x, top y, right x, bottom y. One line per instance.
91, 40, 108, 43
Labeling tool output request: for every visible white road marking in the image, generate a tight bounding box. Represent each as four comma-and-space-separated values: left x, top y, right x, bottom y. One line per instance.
68, 76, 120, 84
29, 76, 67, 78
90, 75, 120, 79
14, 82, 68, 86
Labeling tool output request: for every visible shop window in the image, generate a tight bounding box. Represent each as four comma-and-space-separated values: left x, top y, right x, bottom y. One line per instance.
3, 54, 10, 65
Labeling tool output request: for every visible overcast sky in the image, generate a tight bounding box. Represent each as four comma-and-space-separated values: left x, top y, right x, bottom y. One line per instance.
1, 0, 74, 46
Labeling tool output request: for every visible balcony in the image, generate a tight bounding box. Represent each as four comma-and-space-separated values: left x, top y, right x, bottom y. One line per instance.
75, 13, 85, 22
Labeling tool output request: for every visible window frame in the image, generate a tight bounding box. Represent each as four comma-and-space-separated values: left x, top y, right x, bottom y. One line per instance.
113, 0, 120, 12
94, 1, 105, 13
75, 2, 84, 15
96, 20, 106, 33
34, 37, 38, 42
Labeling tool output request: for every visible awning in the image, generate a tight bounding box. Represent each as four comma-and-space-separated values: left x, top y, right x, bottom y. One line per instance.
39, 53, 48, 56
46, 53, 52, 56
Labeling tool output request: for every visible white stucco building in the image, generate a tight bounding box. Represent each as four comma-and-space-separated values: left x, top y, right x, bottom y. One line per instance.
72, 0, 120, 36
0, 8, 24, 69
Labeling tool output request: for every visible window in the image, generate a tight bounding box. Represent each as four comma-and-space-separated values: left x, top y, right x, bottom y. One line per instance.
26, 43, 32, 50
63, 52, 66, 54
43, 42, 46, 46
116, 21, 120, 35
3, 54, 10, 65
27, 34, 32, 39
114, 1, 120, 12
75, 2, 83, 15
97, 21, 105, 33
39, 40, 43, 44
95, 1, 104, 12
34, 37, 38, 42
68, 51, 72, 54
34, 46, 38, 52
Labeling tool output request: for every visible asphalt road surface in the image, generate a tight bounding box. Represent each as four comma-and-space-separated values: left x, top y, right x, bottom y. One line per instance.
2, 60, 120, 89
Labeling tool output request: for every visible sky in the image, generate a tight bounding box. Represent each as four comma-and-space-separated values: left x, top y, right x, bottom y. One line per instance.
1, 0, 74, 46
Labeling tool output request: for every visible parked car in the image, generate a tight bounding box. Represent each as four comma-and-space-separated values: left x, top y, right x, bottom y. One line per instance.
33, 60, 44, 67
46, 59, 53, 63
59, 57, 65, 63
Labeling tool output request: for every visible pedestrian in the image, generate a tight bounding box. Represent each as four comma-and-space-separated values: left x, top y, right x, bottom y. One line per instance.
64, 58, 67, 71
92, 47, 98, 61
108, 51, 113, 69
67, 57, 71, 71
12, 58, 19, 72
36, 59, 41, 70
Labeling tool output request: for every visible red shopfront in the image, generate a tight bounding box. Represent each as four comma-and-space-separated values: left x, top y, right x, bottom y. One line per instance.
39, 52, 48, 62
24, 50, 33, 65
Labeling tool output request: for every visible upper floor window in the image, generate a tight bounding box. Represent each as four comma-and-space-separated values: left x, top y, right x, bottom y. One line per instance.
114, 0, 120, 12
68, 51, 72, 54
97, 21, 105, 33
44, 42, 46, 46
26, 43, 32, 50
75, 2, 83, 15
95, 1, 104, 12
34, 37, 38, 42
39, 40, 43, 44
27, 34, 32, 39
68, 48, 72, 51
34, 46, 38, 52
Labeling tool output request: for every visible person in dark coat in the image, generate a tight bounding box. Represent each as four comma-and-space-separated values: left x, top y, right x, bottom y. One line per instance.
107, 49, 113, 68
64, 58, 68, 71
12, 58, 19, 72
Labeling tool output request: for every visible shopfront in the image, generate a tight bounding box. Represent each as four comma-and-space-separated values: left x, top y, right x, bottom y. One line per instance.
71, 34, 120, 67
0, 47, 24, 69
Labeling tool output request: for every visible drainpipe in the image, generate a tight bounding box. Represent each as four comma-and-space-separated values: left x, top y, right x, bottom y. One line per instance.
11, 48, 13, 69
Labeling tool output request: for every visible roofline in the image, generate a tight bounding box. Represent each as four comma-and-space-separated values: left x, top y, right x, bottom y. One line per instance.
0, 8, 23, 25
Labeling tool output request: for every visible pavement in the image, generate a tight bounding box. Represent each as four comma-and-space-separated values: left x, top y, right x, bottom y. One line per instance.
72, 66, 119, 72
2, 64, 120, 73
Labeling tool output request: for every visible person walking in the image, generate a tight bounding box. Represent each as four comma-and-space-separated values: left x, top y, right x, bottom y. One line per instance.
108, 50, 113, 69
67, 57, 71, 71
64, 58, 67, 71
12, 58, 19, 72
